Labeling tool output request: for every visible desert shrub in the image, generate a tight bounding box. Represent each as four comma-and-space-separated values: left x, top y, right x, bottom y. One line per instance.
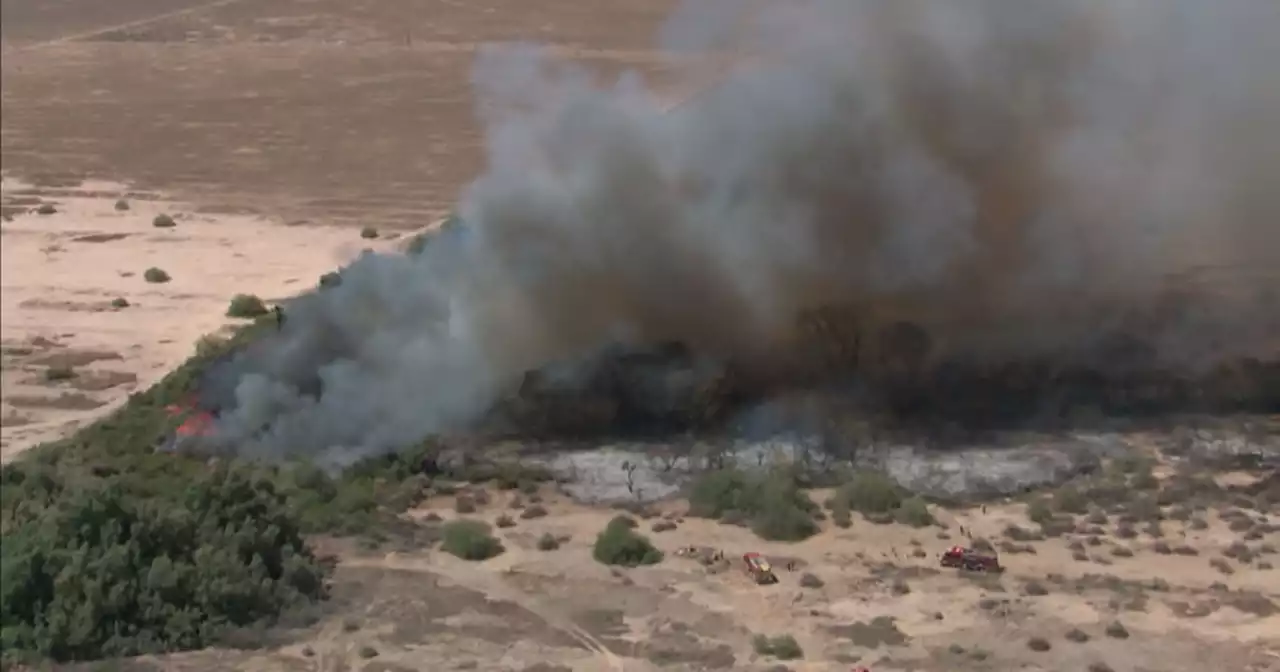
1111, 454, 1152, 476
1027, 498, 1055, 525
454, 494, 477, 514
0, 466, 328, 664
226, 294, 269, 318
610, 514, 638, 528
688, 467, 817, 541
1127, 496, 1162, 521
43, 366, 75, 382
360, 226, 379, 239
688, 468, 755, 518
651, 520, 677, 532
440, 520, 503, 561
1023, 581, 1049, 596
36, 203, 57, 215
895, 497, 934, 527
1104, 621, 1129, 639
152, 214, 176, 228
536, 533, 560, 551
114, 199, 130, 211
1130, 470, 1159, 490
318, 271, 343, 289
799, 573, 824, 588
593, 517, 662, 567
1026, 637, 1051, 652
520, 504, 548, 519
110, 297, 130, 308
357, 645, 378, 658
752, 634, 803, 660
832, 471, 903, 515
1003, 525, 1041, 542
1065, 628, 1090, 643
495, 514, 515, 528
1053, 486, 1089, 515
143, 267, 170, 283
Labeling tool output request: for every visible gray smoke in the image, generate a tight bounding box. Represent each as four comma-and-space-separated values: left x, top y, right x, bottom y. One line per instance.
207, 0, 1280, 467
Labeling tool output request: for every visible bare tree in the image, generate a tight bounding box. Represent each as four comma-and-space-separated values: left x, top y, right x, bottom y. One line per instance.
621, 460, 638, 494
648, 446, 683, 473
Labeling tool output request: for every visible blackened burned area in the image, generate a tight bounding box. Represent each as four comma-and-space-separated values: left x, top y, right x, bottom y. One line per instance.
196, 288, 1279, 446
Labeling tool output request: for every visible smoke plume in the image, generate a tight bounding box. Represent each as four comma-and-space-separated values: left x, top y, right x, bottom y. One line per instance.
203, 0, 1280, 466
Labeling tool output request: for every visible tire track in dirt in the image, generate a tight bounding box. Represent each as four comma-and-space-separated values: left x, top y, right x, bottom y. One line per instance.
341, 554, 626, 670
7, 0, 255, 54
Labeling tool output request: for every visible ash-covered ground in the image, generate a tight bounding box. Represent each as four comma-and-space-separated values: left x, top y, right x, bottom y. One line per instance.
184, 0, 1279, 486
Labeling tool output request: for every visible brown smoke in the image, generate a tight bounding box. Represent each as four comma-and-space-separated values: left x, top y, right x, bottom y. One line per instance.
206, 0, 1280, 464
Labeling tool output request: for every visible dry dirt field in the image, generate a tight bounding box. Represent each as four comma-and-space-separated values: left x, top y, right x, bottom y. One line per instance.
4, 1, 1279, 671
1, 0, 684, 458
59, 460, 1280, 672
0, 177, 405, 459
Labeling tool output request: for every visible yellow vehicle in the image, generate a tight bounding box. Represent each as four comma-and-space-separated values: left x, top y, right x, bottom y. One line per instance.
743, 552, 778, 584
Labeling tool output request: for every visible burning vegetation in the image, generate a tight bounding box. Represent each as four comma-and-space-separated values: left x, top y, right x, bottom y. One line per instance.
182, 0, 1278, 466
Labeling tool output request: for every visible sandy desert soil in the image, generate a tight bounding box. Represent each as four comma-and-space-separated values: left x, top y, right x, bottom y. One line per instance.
66, 463, 1279, 672
0, 177, 405, 460
1, 0, 685, 229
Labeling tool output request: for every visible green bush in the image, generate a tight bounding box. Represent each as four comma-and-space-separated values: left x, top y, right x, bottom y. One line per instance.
895, 497, 934, 527
688, 468, 755, 519
688, 467, 818, 541
226, 294, 269, 318
152, 214, 176, 228
143, 267, 170, 284
1027, 498, 1055, 526
359, 226, 379, 240
1053, 486, 1089, 515
440, 520, 503, 561
832, 471, 903, 514
0, 466, 328, 664
593, 516, 662, 566
752, 633, 803, 660
43, 366, 75, 382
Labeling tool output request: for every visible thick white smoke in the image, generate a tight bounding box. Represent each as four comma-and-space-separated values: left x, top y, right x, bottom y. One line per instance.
207, 0, 1280, 466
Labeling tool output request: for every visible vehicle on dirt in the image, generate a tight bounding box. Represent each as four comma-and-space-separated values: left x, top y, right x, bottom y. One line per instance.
743, 552, 779, 584
939, 545, 1003, 572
